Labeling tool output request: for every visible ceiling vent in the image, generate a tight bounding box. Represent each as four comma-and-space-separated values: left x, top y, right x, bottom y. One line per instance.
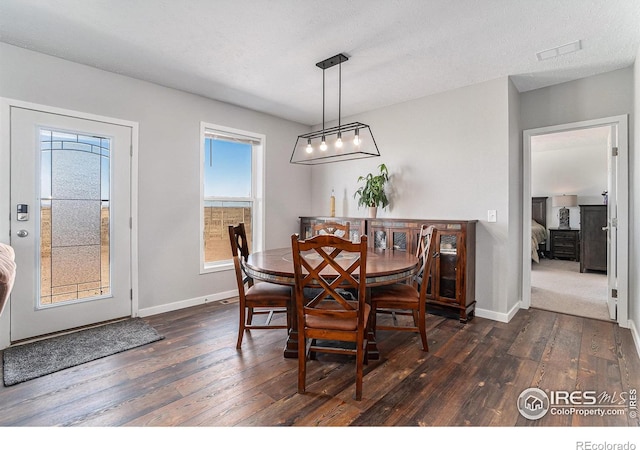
536, 40, 582, 61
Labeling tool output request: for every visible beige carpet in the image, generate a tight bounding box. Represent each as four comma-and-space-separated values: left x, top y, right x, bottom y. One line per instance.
530, 258, 612, 321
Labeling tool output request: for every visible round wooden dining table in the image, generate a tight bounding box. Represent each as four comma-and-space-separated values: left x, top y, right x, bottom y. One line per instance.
244, 247, 419, 359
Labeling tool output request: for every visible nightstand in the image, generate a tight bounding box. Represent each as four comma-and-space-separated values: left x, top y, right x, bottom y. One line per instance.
549, 228, 580, 261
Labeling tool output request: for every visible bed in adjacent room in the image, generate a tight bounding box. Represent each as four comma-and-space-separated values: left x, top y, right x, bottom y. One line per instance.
531, 196, 548, 263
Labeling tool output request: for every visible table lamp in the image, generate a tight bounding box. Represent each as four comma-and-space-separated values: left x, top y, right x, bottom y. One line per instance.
552, 194, 578, 229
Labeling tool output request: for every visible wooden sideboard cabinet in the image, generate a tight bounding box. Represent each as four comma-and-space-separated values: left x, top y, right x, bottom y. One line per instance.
299, 216, 477, 323
579, 205, 607, 273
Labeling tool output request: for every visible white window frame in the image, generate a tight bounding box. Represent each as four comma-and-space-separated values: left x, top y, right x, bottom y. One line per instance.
199, 122, 265, 274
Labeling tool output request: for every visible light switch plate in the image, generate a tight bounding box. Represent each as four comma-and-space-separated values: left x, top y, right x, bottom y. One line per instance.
488, 210, 497, 223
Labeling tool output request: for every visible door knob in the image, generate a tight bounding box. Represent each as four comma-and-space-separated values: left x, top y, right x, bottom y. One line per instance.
16, 229, 28, 238
601, 226, 609, 231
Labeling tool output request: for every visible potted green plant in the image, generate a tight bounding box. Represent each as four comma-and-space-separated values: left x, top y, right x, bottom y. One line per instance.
354, 163, 389, 218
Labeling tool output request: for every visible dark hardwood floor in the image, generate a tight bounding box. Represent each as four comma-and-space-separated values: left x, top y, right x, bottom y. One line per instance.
1, 300, 639, 427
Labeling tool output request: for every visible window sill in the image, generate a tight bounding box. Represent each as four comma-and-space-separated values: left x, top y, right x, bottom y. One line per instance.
200, 260, 233, 275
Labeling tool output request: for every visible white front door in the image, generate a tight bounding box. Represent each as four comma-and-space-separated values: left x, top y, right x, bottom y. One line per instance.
10, 106, 132, 342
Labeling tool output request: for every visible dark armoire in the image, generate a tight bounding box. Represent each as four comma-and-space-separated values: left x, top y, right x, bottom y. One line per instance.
579, 205, 607, 273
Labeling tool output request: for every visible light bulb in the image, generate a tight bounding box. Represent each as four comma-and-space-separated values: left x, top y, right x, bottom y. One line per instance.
320, 139, 327, 151
305, 139, 312, 153
336, 133, 343, 149
353, 130, 361, 146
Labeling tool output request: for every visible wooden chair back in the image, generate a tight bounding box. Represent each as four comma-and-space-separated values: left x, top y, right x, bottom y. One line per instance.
312, 221, 350, 239
229, 222, 253, 288
370, 224, 438, 351
228, 223, 290, 348
416, 224, 438, 290
290, 233, 369, 400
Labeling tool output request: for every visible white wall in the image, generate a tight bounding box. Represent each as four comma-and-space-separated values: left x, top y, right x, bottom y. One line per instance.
0, 43, 311, 344
308, 77, 518, 321
520, 68, 633, 130
531, 136, 608, 230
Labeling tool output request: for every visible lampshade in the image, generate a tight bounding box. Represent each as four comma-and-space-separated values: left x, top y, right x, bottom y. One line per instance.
290, 53, 380, 165
551, 195, 578, 208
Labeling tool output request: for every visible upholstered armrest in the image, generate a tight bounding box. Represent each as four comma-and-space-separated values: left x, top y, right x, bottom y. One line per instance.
0, 243, 16, 317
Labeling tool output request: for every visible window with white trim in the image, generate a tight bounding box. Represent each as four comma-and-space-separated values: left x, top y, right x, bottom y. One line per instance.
200, 123, 264, 272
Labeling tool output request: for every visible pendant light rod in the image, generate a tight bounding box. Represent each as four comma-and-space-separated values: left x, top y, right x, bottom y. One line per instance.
338, 61, 341, 129
322, 67, 325, 131
316, 54, 349, 131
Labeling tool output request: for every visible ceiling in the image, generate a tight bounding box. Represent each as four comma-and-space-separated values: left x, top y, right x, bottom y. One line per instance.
1, 0, 639, 126
531, 126, 612, 153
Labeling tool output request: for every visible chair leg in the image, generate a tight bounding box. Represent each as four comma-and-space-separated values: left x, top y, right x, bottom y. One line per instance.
370, 305, 377, 336
236, 303, 246, 349
247, 307, 254, 325
309, 339, 317, 360
418, 309, 428, 352
298, 334, 306, 394
364, 338, 369, 365
355, 338, 365, 401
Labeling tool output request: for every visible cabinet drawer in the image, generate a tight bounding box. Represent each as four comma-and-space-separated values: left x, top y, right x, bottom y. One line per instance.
553, 241, 576, 249
552, 234, 576, 242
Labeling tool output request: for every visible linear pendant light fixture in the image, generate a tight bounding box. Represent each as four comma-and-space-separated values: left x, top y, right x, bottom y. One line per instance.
290, 53, 380, 165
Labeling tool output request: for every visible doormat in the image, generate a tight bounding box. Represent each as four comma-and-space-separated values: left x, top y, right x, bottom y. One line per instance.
2, 318, 164, 386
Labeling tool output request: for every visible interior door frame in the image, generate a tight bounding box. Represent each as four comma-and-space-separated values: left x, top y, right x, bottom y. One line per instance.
0, 98, 140, 348
521, 115, 629, 328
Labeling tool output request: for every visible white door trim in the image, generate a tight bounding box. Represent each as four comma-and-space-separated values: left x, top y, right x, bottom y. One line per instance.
0, 98, 139, 348
521, 115, 629, 328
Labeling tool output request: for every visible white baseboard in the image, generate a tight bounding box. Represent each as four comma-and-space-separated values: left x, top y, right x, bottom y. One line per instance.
475, 302, 520, 323
137, 289, 238, 318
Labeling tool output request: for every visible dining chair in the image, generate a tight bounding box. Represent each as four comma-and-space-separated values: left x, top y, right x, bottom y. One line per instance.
228, 223, 291, 349
312, 221, 350, 239
290, 233, 369, 400
370, 224, 438, 351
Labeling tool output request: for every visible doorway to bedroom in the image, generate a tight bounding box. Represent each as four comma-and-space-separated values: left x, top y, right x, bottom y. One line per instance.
531, 127, 609, 321
522, 116, 629, 326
